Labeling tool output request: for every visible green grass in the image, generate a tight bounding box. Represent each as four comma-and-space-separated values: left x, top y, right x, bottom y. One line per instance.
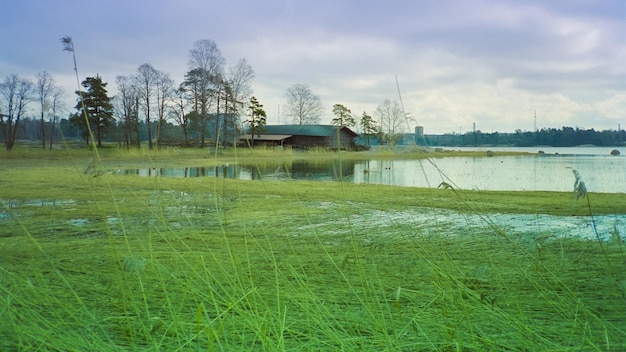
1, 145, 625, 351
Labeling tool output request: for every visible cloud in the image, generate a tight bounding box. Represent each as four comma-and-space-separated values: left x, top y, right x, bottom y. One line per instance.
1, 0, 624, 134
596, 93, 626, 121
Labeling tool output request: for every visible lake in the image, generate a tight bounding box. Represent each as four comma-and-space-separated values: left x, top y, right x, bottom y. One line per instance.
118, 147, 625, 193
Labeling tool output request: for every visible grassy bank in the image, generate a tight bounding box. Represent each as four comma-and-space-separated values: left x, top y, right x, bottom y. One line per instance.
0, 143, 531, 168
1, 146, 625, 350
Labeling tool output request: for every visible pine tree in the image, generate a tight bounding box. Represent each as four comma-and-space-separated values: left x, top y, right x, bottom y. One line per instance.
248, 96, 266, 144
359, 111, 377, 145
70, 75, 114, 147
331, 104, 355, 128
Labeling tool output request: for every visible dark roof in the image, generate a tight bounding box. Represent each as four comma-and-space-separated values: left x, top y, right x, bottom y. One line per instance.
261, 125, 358, 137
239, 134, 292, 141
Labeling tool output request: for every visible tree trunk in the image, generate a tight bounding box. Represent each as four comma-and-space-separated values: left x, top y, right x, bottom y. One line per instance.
7, 119, 19, 152
40, 113, 46, 149
216, 95, 221, 147
135, 122, 141, 149
123, 116, 130, 150
222, 97, 228, 147
135, 98, 141, 148
96, 122, 103, 147
147, 117, 152, 149
182, 124, 189, 145
49, 116, 55, 151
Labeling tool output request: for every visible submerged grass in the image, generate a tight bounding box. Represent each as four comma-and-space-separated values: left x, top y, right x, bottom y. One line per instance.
1, 145, 625, 351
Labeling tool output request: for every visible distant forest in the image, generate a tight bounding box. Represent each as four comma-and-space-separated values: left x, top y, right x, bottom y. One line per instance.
1, 117, 187, 148
424, 126, 626, 147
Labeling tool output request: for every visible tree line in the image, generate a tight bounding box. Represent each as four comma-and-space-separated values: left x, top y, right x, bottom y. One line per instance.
11, 37, 619, 151
0, 36, 425, 151
0, 38, 258, 151
425, 127, 626, 147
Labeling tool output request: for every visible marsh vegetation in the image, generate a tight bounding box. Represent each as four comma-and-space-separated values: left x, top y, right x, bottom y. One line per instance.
1, 146, 625, 351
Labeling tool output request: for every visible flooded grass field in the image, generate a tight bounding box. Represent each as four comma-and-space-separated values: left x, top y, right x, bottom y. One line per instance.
1, 146, 625, 350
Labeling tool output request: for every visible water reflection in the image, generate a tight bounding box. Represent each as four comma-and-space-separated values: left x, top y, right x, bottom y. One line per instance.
119, 159, 355, 182
353, 155, 625, 193
118, 153, 625, 193
122, 165, 239, 178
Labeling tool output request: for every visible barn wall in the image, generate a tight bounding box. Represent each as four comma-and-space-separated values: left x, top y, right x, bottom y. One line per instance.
289, 136, 327, 148
244, 128, 357, 149
291, 135, 355, 149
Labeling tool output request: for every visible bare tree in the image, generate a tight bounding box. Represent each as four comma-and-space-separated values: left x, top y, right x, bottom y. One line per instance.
224, 58, 255, 145
0, 75, 34, 151
376, 99, 405, 134
185, 39, 225, 147
154, 71, 174, 148
115, 75, 140, 149
214, 75, 227, 147
36, 71, 55, 149
48, 86, 64, 150
188, 39, 226, 77
284, 83, 323, 125
171, 87, 191, 144
135, 63, 159, 149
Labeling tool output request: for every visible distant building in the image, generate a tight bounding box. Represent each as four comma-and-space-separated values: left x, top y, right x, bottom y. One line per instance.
415, 126, 425, 145
239, 125, 358, 149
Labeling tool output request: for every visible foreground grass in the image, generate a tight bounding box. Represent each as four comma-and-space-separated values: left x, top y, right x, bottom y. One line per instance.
1, 146, 625, 351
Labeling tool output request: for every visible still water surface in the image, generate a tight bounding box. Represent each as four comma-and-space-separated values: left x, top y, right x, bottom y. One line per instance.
119, 147, 625, 193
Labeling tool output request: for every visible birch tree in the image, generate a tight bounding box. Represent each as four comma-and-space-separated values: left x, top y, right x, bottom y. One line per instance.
48, 86, 64, 150
224, 58, 254, 145
36, 71, 55, 149
172, 87, 191, 145
155, 71, 174, 148
135, 63, 159, 149
376, 99, 404, 134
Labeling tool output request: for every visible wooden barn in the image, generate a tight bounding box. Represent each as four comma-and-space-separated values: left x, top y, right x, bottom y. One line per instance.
239, 125, 358, 149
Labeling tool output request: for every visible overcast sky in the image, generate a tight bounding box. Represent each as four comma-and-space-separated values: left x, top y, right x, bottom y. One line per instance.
1, 0, 624, 134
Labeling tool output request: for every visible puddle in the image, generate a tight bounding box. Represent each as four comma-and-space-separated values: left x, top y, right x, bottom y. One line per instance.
1, 199, 78, 223
3, 197, 624, 243
301, 203, 626, 242
68, 218, 89, 226
3, 199, 77, 208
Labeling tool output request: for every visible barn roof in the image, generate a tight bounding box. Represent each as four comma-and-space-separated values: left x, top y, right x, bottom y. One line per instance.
239, 134, 292, 141
261, 125, 358, 137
